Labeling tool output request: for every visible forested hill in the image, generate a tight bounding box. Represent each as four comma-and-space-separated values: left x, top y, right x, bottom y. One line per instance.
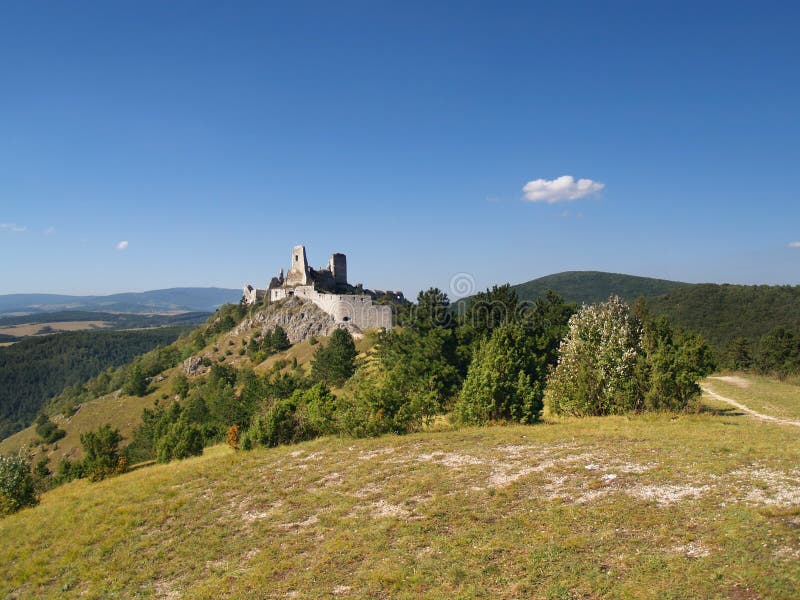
645, 284, 800, 351
0, 327, 187, 440
509, 271, 689, 304
0, 287, 241, 315
470, 272, 800, 357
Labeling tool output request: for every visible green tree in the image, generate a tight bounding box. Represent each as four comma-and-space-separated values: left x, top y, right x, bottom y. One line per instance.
271, 326, 291, 351
124, 363, 148, 397
640, 318, 715, 411
312, 328, 358, 387
726, 337, 754, 371
757, 327, 800, 377
172, 372, 190, 399
80, 425, 124, 481
412, 288, 453, 332
0, 450, 38, 515
455, 323, 545, 424
460, 284, 520, 340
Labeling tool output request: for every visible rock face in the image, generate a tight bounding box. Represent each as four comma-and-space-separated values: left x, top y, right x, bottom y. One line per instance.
182, 356, 204, 376
232, 296, 358, 343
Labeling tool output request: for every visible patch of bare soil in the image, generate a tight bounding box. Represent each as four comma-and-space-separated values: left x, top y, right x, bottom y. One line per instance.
709, 375, 751, 388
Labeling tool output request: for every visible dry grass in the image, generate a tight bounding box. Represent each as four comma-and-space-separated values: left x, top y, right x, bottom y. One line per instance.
0, 374, 172, 461
2, 387, 800, 598
706, 373, 800, 420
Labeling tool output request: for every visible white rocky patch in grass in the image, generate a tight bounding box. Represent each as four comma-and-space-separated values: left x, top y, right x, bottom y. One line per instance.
417, 451, 484, 468
773, 546, 800, 559
672, 542, 711, 558
731, 466, 800, 506
359, 447, 395, 460
627, 484, 709, 506
488, 466, 536, 488
332, 585, 352, 595
318, 471, 344, 487
369, 500, 411, 519
279, 513, 319, 530
351, 482, 383, 498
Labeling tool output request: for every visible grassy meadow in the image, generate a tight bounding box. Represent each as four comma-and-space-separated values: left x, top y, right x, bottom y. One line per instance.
1, 375, 799, 599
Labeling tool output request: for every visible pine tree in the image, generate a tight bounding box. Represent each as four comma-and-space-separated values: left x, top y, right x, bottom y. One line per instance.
311, 328, 358, 387
271, 326, 291, 351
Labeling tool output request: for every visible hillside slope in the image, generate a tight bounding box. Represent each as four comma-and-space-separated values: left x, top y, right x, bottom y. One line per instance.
2, 395, 799, 598
0, 327, 188, 440
509, 271, 689, 305
645, 283, 800, 351
0, 297, 376, 460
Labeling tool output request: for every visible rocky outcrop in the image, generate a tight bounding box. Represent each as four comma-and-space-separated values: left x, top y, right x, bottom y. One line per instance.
231, 296, 359, 343
182, 356, 204, 376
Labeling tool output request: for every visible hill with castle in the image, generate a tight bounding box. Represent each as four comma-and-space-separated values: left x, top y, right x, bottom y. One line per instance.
1, 246, 800, 598
242, 245, 403, 333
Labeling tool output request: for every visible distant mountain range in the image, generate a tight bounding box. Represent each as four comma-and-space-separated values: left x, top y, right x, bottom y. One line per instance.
0, 287, 242, 315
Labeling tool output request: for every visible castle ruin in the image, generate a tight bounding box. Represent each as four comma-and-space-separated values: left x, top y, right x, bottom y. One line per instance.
243, 245, 400, 331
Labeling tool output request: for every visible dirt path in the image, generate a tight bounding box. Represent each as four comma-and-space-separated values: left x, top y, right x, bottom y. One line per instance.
702, 379, 800, 428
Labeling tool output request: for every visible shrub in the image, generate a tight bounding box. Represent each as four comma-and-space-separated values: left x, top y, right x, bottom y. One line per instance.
246, 398, 303, 448
245, 384, 336, 448
156, 420, 205, 462
545, 296, 643, 416
34, 413, 66, 444
0, 450, 38, 515
455, 324, 545, 424
226, 424, 240, 450
546, 297, 714, 416
172, 372, 190, 400
54, 457, 85, 484
80, 425, 125, 481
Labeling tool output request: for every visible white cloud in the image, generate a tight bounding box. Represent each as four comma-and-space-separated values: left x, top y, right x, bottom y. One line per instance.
116, 240, 129, 250
43, 226, 56, 236
790, 242, 800, 248
522, 175, 605, 204
0, 222, 27, 233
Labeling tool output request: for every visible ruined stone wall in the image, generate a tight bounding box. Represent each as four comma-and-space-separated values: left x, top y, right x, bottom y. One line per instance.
330, 253, 347, 287
271, 286, 392, 331
285, 245, 309, 286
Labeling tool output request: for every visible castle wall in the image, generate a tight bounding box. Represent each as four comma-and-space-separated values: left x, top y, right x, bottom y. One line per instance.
270, 286, 392, 330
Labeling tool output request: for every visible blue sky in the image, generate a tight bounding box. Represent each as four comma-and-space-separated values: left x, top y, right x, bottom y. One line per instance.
2, 1, 799, 297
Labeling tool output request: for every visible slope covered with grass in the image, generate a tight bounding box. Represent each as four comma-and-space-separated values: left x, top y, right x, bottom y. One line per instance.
0, 327, 188, 440
2, 388, 800, 599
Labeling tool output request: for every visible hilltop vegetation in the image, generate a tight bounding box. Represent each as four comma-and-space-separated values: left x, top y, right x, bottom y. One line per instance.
508, 271, 689, 305
484, 272, 800, 367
